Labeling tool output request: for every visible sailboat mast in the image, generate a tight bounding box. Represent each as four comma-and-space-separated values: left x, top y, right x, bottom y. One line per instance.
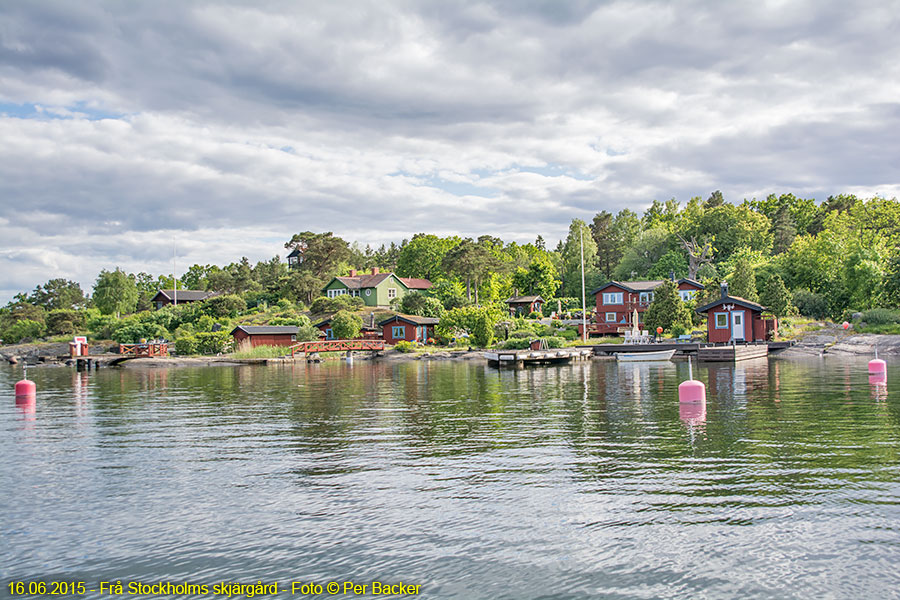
580, 227, 587, 342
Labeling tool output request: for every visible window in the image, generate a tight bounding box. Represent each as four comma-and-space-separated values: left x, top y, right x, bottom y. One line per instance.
291, 335, 296, 341
365, 289, 371, 296
392, 326, 405, 339
715, 313, 728, 329
639, 292, 654, 303
605, 312, 616, 322
288, 256, 298, 266
352, 290, 360, 297
679, 290, 696, 301
327, 288, 347, 298
603, 292, 623, 305
388, 288, 397, 299
325, 328, 334, 339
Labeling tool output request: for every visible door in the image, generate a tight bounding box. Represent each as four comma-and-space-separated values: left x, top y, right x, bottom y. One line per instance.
732, 311, 745, 340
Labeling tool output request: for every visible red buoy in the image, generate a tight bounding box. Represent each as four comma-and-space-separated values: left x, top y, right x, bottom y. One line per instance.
842, 321, 850, 330
678, 360, 706, 403
15, 379, 36, 397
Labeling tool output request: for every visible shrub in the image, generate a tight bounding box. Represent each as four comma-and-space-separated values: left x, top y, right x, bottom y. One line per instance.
270, 315, 312, 327
174, 335, 199, 355
276, 298, 294, 310
394, 340, 416, 353
559, 328, 577, 341
310, 295, 365, 314
527, 311, 542, 319
860, 308, 900, 325
331, 310, 362, 340
195, 331, 232, 354
111, 321, 169, 344
203, 294, 247, 318
2, 319, 46, 343
436, 305, 502, 347
46, 309, 86, 335
793, 289, 829, 320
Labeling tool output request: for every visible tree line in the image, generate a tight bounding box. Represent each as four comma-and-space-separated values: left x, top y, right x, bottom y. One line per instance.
2, 192, 899, 345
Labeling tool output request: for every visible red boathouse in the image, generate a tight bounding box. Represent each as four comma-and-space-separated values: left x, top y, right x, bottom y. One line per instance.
231, 325, 299, 349
695, 283, 775, 343
378, 314, 439, 343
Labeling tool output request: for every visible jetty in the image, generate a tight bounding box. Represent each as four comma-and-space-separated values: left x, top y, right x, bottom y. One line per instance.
583, 341, 793, 362
484, 348, 593, 367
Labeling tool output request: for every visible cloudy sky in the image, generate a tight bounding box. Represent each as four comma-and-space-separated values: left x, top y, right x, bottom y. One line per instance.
2, 0, 899, 301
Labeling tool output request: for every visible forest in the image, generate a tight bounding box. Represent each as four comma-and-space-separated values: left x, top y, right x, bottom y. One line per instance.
2, 191, 900, 348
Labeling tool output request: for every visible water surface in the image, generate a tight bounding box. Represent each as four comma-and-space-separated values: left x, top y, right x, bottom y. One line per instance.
2, 358, 899, 599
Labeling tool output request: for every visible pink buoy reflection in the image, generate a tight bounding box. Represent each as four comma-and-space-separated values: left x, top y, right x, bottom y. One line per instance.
680, 401, 706, 424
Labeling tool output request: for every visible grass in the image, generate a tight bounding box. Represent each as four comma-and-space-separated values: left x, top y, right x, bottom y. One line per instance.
856, 323, 900, 334
230, 345, 291, 359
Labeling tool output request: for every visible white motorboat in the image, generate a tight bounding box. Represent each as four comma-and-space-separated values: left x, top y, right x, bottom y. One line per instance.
616, 349, 676, 362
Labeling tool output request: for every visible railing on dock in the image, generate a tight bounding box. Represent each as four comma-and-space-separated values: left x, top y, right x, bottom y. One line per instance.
290, 339, 385, 356
118, 342, 169, 357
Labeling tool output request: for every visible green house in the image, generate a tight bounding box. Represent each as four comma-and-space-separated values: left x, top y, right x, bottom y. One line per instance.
320, 268, 432, 307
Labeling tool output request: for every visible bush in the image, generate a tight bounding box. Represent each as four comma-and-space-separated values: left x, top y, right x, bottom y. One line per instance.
394, 340, 416, 353
331, 310, 362, 339
859, 308, 900, 325
195, 331, 232, 355
1, 319, 46, 343
111, 321, 169, 344
559, 328, 577, 341
793, 289, 829, 320
527, 311, 542, 319
174, 335, 199, 355
310, 295, 365, 314
500, 338, 532, 349
436, 305, 502, 347
46, 309, 86, 335
276, 298, 294, 310
270, 314, 312, 327
203, 294, 247, 318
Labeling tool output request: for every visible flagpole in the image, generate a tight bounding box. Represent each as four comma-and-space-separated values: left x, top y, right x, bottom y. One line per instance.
173, 237, 177, 307
580, 227, 587, 342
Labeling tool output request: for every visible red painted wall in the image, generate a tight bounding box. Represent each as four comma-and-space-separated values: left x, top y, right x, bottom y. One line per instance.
381, 320, 434, 343
232, 330, 297, 348
704, 308, 767, 343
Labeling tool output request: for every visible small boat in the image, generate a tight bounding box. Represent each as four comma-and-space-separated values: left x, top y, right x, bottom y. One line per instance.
616, 349, 676, 362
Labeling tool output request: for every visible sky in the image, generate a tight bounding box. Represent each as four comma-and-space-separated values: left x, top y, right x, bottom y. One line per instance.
2, 0, 900, 302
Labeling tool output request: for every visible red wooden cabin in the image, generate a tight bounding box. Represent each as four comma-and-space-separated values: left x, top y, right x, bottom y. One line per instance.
378, 314, 438, 343
585, 278, 704, 336
505, 295, 544, 317
695, 283, 775, 343
231, 325, 298, 349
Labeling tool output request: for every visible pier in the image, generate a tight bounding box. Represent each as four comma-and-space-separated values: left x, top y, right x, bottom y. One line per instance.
484, 348, 593, 367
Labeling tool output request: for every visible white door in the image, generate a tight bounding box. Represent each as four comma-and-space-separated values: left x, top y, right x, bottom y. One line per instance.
732, 311, 745, 340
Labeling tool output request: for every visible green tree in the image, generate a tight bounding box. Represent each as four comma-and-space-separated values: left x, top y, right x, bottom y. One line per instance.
395, 292, 445, 318
442, 238, 502, 303
643, 280, 691, 333
728, 256, 759, 302
759, 273, 795, 318
436, 305, 500, 347
647, 249, 689, 280
331, 310, 362, 340
93, 268, 138, 317
29, 278, 85, 310
613, 228, 671, 280
510, 253, 559, 299
284, 231, 352, 278
771, 203, 796, 254
396, 234, 460, 280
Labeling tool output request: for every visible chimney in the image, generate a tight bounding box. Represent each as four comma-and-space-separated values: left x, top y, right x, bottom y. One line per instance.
670, 271, 675, 281
370, 312, 376, 328
372, 267, 380, 275
349, 269, 357, 277
720, 281, 728, 299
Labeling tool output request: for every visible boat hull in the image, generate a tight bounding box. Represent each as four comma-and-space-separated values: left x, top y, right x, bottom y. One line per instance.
616, 349, 676, 362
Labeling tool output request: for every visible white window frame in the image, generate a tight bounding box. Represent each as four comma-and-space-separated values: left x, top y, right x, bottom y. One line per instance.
392, 325, 405, 339
327, 288, 347, 298
639, 291, 654, 303
290, 335, 296, 341
602, 292, 623, 305
679, 290, 695, 301
714, 312, 729, 329
605, 312, 616, 322
388, 287, 397, 299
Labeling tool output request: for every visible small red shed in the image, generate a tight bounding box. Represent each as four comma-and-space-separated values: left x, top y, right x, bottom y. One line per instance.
695, 283, 775, 343
231, 325, 299, 349
378, 314, 439, 343
505, 295, 544, 317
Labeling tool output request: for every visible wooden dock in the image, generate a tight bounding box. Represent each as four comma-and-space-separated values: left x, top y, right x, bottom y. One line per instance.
698, 344, 769, 362
484, 348, 593, 367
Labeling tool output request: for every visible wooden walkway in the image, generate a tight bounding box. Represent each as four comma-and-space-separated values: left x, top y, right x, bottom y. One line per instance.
580, 341, 793, 361
290, 339, 385, 356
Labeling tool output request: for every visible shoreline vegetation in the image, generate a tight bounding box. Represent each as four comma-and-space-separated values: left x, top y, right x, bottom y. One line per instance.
2, 194, 900, 358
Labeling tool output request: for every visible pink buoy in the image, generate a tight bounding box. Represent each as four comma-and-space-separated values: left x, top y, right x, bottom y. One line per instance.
15, 379, 36, 397
869, 372, 887, 386
679, 401, 706, 423
869, 348, 886, 375
678, 360, 706, 403
842, 321, 850, 330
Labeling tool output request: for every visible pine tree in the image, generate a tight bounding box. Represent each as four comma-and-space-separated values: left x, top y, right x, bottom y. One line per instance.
643, 280, 692, 333
760, 273, 795, 317
728, 257, 759, 302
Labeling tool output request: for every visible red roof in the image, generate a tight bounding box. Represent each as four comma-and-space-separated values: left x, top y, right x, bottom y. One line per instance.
399, 277, 432, 290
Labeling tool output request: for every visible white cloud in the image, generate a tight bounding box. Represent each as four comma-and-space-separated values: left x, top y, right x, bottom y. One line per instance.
1, 0, 899, 301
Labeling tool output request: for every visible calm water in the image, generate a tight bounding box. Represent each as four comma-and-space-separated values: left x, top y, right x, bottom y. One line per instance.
1, 358, 899, 599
